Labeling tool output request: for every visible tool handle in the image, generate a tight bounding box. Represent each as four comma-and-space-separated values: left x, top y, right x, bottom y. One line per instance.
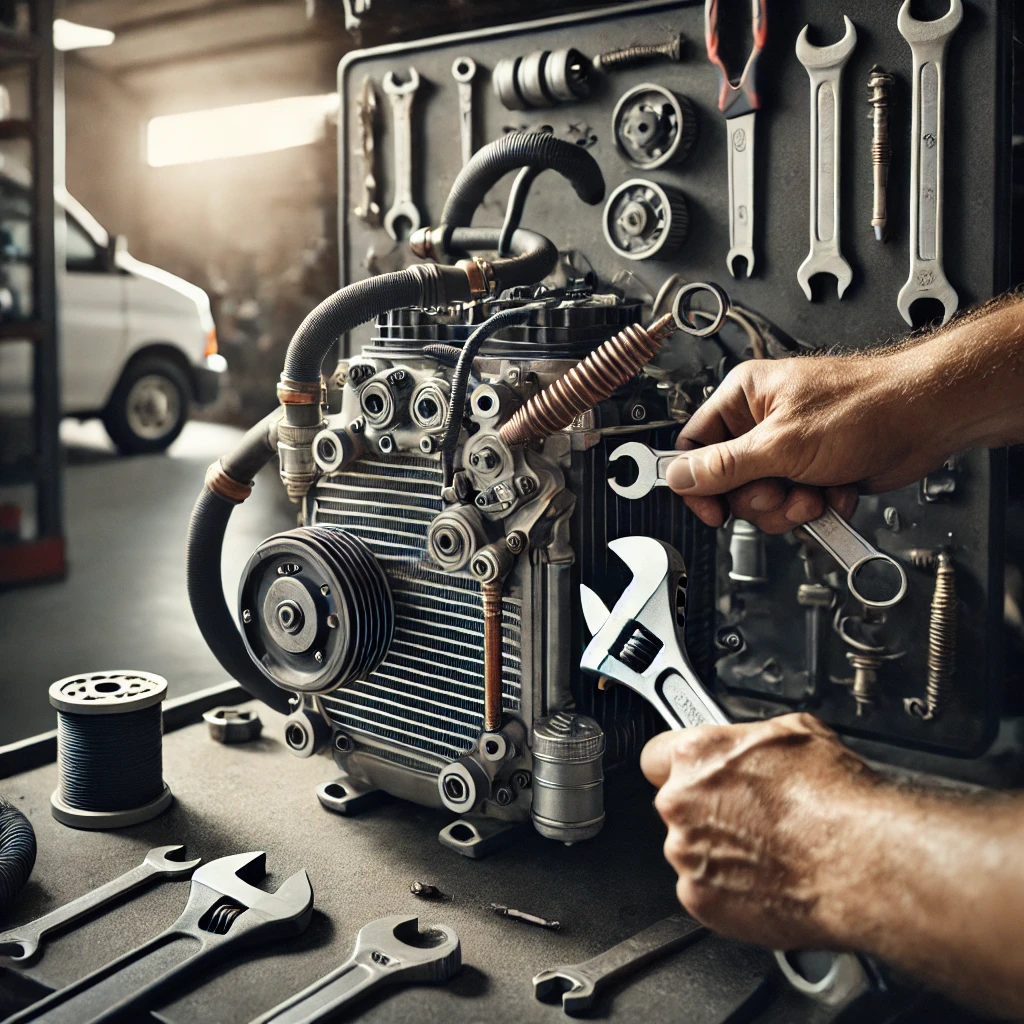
657, 667, 731, 729
251, 957, 382, 1024
705, 0, 767, 116
577, 915, 706, 981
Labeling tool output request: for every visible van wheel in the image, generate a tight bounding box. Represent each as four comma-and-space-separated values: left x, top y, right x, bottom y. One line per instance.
103, 358, 190, 454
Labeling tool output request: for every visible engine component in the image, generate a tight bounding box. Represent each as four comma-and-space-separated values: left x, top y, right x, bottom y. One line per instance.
437, 756, 490, 814
603, 179, 689, 261
729, 519, 768, 585
203, 706, 262, 744
49, 671, 172, 830
531, 713, 605, 843
427, 505, 486, 572
312, 424, 364, 475
612, 84, 697, 169
500, 313, 676, 446
867, 66, 894, 242
0, 795, 35, 915
593, 33, 685, 71
239, 527, 393, 695
492, 48, 592, 110
360, 368, 413, 431
410, 378, 450, 434
905, 552, 956, 721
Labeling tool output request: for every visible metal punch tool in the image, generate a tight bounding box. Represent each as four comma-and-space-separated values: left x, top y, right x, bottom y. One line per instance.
608, 442, 907, 609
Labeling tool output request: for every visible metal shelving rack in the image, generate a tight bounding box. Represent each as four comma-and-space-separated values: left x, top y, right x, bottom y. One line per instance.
0, 0, 64, 586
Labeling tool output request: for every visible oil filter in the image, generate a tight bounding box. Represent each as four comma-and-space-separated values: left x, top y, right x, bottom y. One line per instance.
49, 671, 172, 829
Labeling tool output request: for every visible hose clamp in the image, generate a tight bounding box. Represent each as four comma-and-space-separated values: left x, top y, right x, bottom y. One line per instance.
277, 377, 324, 406
205, 459, 252, 504
457, 257, 496, 298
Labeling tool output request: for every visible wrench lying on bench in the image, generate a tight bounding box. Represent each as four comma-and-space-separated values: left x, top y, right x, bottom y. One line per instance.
250, 914, 461, 1023
7, 852, 313, 1024
534, 914, 706, 1016
0, 845, 200, 965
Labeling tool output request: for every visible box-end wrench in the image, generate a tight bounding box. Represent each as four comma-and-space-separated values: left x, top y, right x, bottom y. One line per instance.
382, 68, 422, 241
0, 845, 200, 965
607, 442, 907, 609
250, 914, 460, 1023
451, 56, 477, 167
796, 17, 857, 301
6, 852, 313, 1024
533, 915, 707, 1016
896, 0, 962, 326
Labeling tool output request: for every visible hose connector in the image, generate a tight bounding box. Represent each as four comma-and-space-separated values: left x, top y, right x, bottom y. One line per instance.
204, 459, 253, 505
457, 257, 497, 299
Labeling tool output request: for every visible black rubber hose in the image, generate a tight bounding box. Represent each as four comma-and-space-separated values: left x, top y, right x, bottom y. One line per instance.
439, 305, 540, 488
498, 166, 543, 256
450, 227, 557, 292
440, 133, 605, 229
0, 796, 36, 913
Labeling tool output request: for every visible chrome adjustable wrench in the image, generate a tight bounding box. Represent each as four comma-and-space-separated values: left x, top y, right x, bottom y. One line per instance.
896, 0, 961, 326
382, 68, 422, 241
0, 845, 200, 965
250, 914, 460, 1023
451, 56, 477, 167
795, 17, 857, 301
608, 442, 907, 609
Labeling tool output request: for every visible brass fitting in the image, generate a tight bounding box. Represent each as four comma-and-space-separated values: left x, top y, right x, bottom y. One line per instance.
277, 377, 324, 406
456, 257, 496, 299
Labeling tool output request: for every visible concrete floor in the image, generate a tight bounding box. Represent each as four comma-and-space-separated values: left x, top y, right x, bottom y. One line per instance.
0, 418, 293, 745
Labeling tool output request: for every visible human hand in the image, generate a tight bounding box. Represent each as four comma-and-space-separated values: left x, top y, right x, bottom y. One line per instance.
640, 714, 878, 950
667, 351, 956, 529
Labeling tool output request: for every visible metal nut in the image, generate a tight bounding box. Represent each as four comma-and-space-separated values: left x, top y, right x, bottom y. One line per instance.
203, 706, 263, 744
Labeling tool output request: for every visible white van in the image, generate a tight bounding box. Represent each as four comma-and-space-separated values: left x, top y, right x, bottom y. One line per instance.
0, 170, 223, 453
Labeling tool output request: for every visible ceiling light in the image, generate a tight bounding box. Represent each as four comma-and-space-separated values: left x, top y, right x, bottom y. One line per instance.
53, 19, 116, 51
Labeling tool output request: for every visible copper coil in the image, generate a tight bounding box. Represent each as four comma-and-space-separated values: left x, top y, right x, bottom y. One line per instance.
499, 313, 676, 445
482, 580, 504, 733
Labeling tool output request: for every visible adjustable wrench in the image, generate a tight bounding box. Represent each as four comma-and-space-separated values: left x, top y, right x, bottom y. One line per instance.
250, 914, 460, 1023
451, 56, 477, 167
0, 845, 200, 965
382, 68, 422, 241
7, 852, 313, 1024
795, 17, 857, 301
896, 0, 962, 326
534, 914, 706, 1016
608, 442, 907, 609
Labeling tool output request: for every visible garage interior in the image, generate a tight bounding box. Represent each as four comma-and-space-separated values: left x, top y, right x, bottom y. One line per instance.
0, 0, 1022, 1021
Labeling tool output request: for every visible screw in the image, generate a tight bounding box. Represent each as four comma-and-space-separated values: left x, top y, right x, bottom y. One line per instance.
511, 769, 532, 790
506, 531, 527, 554
507, 368, 520, 384
326, 613, 339, 629
321, 584, 330, 596
493, 785, 514, 806
314, 651, 324, 664
717, 629, 743, 651
517, 476, 537, 496
630, 403, 646, 422
242, 609, 252, 624
593, 32, 685, 70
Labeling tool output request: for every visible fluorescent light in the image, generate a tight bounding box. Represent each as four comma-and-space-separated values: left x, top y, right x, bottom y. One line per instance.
53, 19, 115, 51
147, 93, 340, 168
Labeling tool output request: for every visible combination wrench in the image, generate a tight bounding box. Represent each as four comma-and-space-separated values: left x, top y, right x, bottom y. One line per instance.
382, 68, 422, 241
795, 17, 857, 301
608, 441, 907, 609
896, 0, 962, 326
451, 56, 477, 167
534, 915, 707, 1016
250, 914, 460, 1023
0, 845, 200, 964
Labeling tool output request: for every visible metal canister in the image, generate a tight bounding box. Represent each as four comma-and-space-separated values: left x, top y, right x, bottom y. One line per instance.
531, 713, 605, 843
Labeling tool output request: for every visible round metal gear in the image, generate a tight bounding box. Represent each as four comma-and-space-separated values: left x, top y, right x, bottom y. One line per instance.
603, 179, 689, 261
612, 83, 697, 170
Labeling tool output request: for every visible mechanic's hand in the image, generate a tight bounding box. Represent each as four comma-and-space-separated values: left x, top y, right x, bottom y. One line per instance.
640, 714, 879, 950
668, 353, 955, 529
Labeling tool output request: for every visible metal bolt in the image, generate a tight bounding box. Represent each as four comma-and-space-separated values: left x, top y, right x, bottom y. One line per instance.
517, 476, 537, 496
884, 506, 901, 531
629, 403, 646, 422
314, 651, 324, 664
493, 785, 514, 806
242, 609, 252, 624
334, 732, 352, 752
379, 435, 394, 453
511, 770, 532, 790
506, 531, 527, 554
321, 584, 330, 596
419, 436, 435, 454
506, 368, 520, 384
716, 628, 743, 651
475, 494, 488, 507
326, 614, 340, 629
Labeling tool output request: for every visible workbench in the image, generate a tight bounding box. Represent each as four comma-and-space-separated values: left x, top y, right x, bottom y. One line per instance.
0, 697, 994, 1024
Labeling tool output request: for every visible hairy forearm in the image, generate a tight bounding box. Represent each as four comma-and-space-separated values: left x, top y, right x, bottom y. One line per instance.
819, 781, 1024, 1018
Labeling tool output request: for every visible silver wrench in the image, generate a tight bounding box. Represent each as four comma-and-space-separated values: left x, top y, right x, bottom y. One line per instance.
451, 56, 477, 167
250, 915, 460, 1023
382, 68, 422, 241
896, 0, 962, 326
607, 442, 907, 609
534, 915, 706, 1016
795, 17, 857, 301
0, 845, 200, 964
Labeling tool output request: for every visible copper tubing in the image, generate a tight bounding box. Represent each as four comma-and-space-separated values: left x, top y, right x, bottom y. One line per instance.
499, 313, 676, 445
482, 580, 504, 732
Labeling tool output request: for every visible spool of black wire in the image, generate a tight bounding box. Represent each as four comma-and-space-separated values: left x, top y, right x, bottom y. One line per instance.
49, 671, 172, 829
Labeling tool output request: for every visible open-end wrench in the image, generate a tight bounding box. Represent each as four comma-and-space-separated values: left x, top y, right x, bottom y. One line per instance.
608, 442, 907, 609
579, 536, 872, 1007
896, 0, 962, 326
353, 75, 381, 226
250, 914, 460, 1023
534, 914, 706, 1016
382, 68, 422, 241
451, 56, 477, 167
0, 845, 200, 965
7, 852, 313, 1024
795, 17, 857, 301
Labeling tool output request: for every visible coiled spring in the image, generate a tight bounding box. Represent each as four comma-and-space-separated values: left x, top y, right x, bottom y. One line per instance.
0, 796, 36, 912
905, 553, 956, 721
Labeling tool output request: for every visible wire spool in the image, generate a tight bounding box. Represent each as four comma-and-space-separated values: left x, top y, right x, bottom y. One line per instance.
613, 83, 698, 169
49, 671, 172, 830
603, 179, 689, 261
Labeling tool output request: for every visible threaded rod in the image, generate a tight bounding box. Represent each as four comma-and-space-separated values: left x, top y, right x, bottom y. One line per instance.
482, 580, 504, 732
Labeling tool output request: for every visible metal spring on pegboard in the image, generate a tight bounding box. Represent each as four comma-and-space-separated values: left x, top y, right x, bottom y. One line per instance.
905, 552, 956, 722
499, 314, 676, 445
